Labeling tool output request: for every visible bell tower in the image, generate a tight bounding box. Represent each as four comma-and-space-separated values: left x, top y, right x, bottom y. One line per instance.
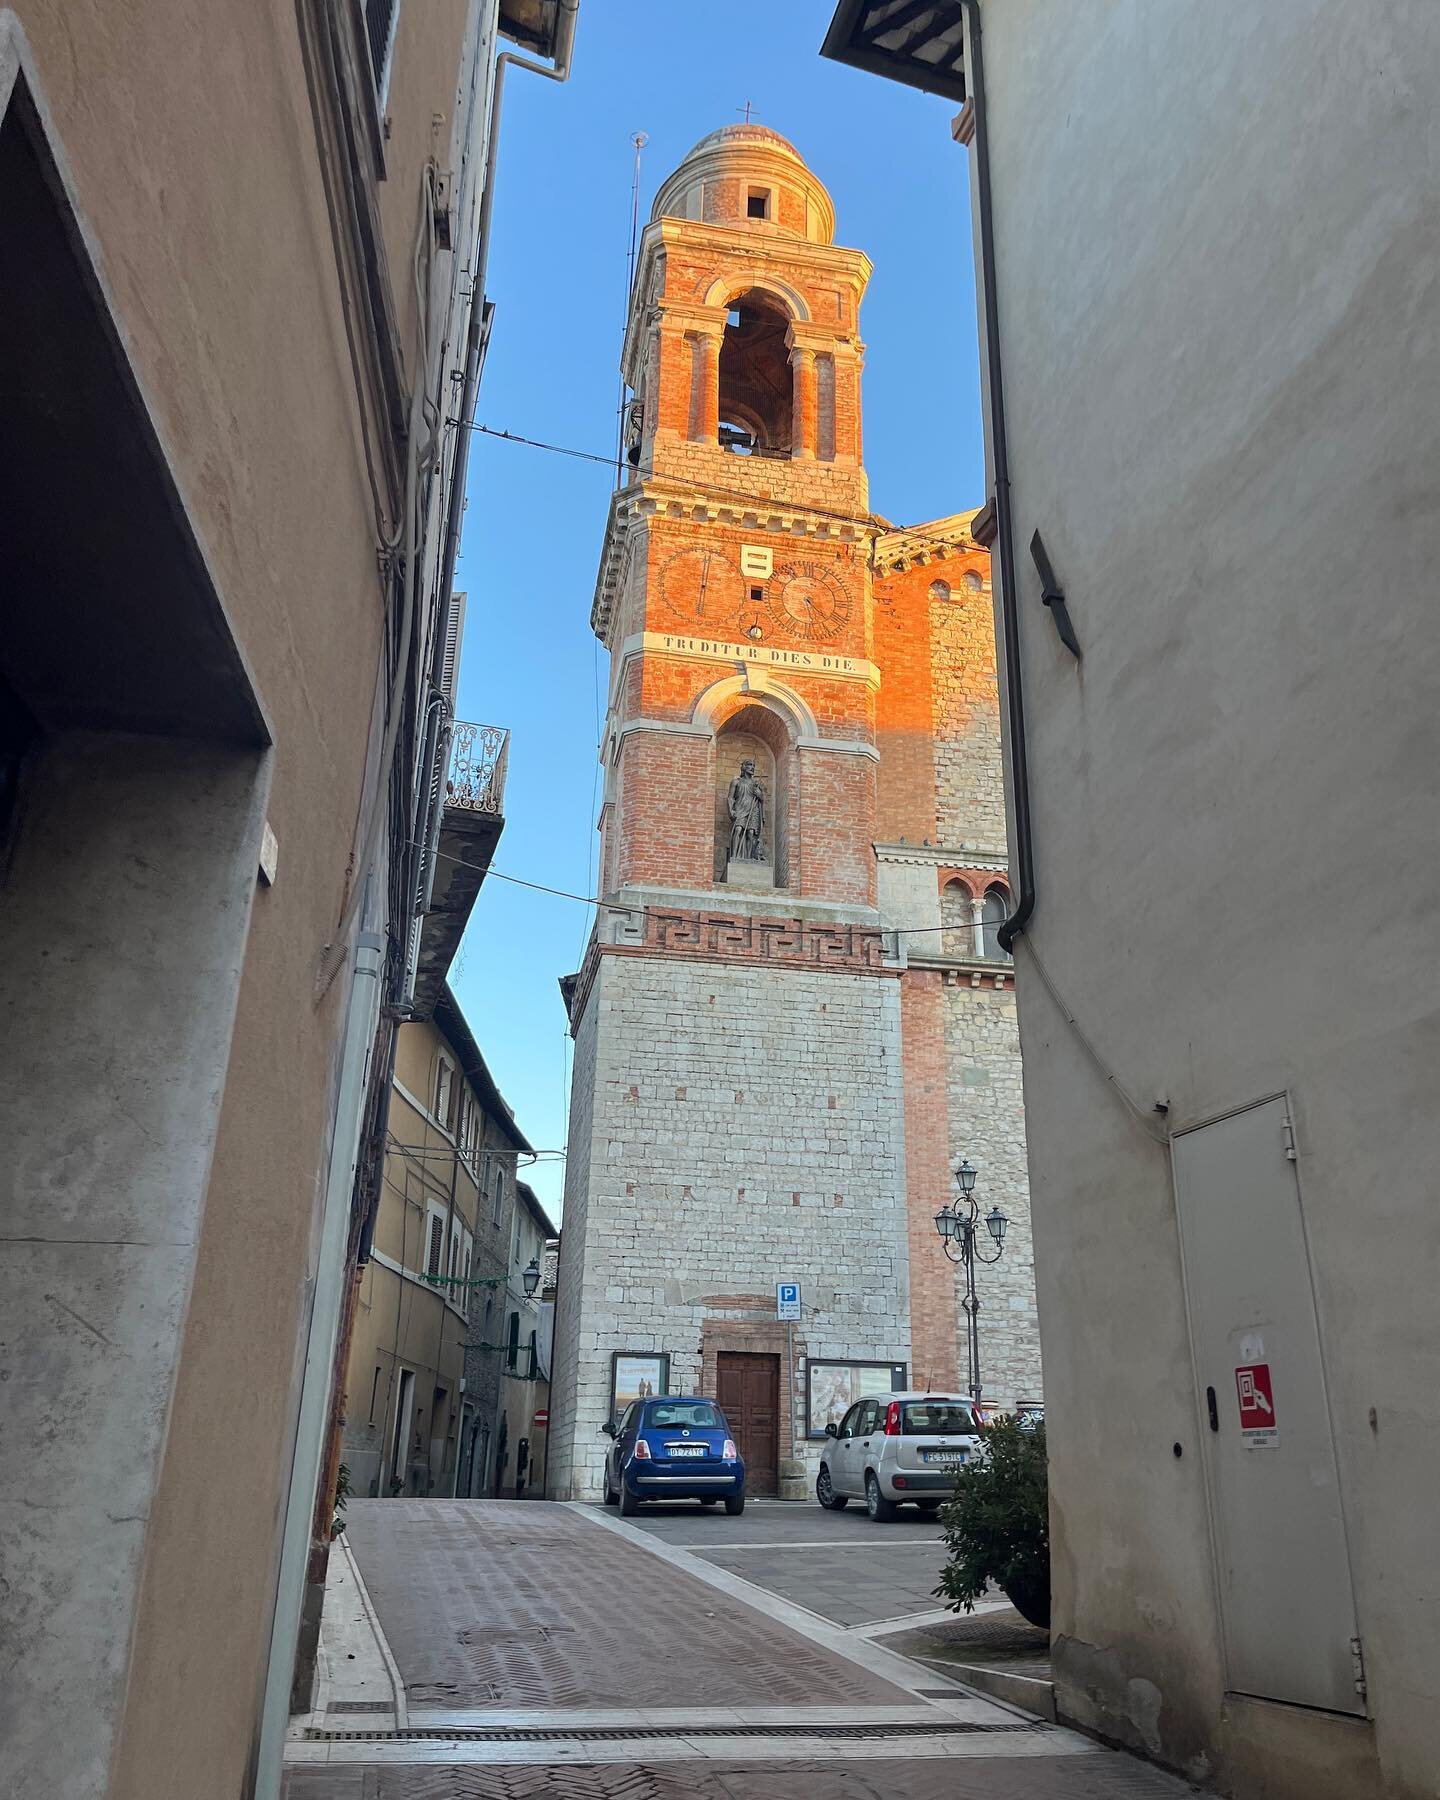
593, 123, 881, 911
548, 125, 918, 1505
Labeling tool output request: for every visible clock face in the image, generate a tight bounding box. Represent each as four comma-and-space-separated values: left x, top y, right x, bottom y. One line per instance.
772, 562, 851, 641
657, 548, 742, 623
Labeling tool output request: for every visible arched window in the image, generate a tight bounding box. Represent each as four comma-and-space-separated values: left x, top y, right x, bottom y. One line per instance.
982, 885, 1010, 959
718, 291, 793, 456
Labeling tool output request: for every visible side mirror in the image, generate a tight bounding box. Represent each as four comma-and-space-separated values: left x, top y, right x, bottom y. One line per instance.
600, 1421, 615, 1438
824, 1422, 838, 1439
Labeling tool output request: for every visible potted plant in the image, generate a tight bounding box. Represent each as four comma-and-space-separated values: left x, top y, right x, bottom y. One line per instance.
935, 1415, 1050, 1628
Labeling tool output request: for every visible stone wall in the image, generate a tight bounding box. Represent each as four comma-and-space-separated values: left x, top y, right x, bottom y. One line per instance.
942, 978, 1039, 1406
545, 986, 600, 1503
549, 948, 911, 1501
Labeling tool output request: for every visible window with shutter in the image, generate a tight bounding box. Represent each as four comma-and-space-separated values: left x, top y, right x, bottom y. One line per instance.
363, 0, 401, 98
435, 1058, 454, 1130
427, 1214, 444, 1277
439, 591, 467, 711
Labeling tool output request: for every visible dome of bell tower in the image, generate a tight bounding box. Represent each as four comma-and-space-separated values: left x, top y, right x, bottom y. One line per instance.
650, 122, 836, 244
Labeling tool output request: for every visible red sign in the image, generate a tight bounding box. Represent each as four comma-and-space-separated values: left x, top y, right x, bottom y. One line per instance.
1235, 1363, 1278, 1444
533, 1409, 549, 1428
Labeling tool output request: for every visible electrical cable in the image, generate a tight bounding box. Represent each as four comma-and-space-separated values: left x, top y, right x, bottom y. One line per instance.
466, 423, 988, 565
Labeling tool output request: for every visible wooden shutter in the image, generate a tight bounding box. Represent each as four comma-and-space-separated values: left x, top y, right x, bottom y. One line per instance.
439, 590, 467, 711
427, 1214, 444, 1276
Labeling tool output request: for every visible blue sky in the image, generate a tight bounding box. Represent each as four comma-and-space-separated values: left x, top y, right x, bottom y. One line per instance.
449, 1, 984, 1221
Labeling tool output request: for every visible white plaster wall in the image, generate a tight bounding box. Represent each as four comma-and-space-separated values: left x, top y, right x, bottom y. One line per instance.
0, 733, 266, 1797
550, 950, 911, 1500
972, 3, 1440, 1791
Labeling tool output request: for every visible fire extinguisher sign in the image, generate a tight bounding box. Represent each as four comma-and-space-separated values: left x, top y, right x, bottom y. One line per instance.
1235, 1363, 1280, 1449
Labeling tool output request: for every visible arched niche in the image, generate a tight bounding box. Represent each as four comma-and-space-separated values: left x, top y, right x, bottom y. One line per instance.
941, 878, 974, 958
711, 700, 795, 888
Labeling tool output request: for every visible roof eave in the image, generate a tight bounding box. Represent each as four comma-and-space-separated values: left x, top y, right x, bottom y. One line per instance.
819, 0, 968, 104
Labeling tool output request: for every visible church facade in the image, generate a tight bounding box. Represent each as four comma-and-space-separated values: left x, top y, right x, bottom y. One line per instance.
548, 125, 1039, 1502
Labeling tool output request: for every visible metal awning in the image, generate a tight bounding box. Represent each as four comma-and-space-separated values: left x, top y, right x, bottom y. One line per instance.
820, 0, 968, 102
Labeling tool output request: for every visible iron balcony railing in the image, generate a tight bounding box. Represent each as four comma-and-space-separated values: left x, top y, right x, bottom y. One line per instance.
446, 721, 509, 816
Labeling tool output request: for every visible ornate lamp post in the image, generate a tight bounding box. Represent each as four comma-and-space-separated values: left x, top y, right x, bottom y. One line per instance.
933, 1157, 1008, 1404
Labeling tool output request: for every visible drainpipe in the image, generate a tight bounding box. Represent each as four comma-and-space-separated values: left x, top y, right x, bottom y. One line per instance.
957, 0, 1034, 953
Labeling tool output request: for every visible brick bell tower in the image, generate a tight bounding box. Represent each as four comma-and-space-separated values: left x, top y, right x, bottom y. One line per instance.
547, 123, 918, 1505
549, 126, 1041, 1504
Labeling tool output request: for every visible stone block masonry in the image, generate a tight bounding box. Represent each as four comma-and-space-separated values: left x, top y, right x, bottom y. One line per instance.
549, 948, 911, 1501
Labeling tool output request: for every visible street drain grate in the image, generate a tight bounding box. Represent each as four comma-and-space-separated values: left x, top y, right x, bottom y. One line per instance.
326, 1701, 394, 1713
305, 1721, 1046, 1743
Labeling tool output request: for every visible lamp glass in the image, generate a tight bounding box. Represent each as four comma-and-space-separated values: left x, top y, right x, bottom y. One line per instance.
934, 1205, 958, 1242
955, 1158, 978, 1196
986, 1206, 1008, 1246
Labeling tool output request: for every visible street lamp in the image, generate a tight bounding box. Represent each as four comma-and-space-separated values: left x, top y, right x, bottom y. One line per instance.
933, 1157, 1009, 1405
521, 1256, 541, 1299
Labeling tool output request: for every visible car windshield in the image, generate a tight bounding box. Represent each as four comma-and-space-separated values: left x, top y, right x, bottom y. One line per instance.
902, 1401, 975, 1436
645, 1401, 721, 1430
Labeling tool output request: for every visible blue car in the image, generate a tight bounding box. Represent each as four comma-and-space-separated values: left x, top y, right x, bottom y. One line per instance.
602, 1394, 745, 1515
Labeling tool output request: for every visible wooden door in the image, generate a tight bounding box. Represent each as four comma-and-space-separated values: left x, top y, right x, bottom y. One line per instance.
716, 1351, 780, 1495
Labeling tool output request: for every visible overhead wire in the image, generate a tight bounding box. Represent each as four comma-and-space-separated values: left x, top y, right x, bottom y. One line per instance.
466, 423, 988, 565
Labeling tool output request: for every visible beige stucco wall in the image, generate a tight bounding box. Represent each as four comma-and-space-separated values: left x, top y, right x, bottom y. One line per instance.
344, 1018, 485, 1500
965, 3, 1440, 1795
0, 2, 476, 1794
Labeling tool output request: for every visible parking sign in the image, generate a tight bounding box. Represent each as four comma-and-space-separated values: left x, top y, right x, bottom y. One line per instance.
777, 1282, 801, 1321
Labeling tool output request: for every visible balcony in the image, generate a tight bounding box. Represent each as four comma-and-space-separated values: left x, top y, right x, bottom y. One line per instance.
446, 721, 509, 815
411, 720, 509, 1015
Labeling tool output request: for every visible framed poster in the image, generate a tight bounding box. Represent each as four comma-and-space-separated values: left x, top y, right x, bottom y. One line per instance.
805, 1360, 908, 1439
609, 1350, 671, 1426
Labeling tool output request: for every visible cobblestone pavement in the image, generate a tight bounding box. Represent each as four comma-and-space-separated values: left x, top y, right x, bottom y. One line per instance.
617, 1500, 947, 1626
284, 1501, 1199, 1799
338, 1501, 913, 1710
285, 1755, 1196, 1797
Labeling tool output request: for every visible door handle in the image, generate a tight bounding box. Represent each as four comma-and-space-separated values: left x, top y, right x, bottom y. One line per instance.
1206, 1386, 1219, 1432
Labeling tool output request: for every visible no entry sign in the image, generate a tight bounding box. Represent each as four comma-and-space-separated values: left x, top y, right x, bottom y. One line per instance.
1235, 1363, 1279, 1448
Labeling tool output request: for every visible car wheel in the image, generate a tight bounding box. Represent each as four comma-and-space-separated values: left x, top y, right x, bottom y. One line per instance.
816, 1465, 848, 1511
865, 1472, 897, 1523
619, 1483, 640, 1517
724, 1493, 745, 1515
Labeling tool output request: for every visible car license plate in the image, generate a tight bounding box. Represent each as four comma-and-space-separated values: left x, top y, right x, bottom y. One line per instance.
926, 1449, 966, 1465
667, 1446, 704, 1458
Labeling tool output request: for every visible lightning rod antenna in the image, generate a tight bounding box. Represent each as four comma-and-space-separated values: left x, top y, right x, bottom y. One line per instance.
615, 130, 649, 478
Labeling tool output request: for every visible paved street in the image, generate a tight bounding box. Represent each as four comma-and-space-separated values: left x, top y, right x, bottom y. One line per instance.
283, 1501, 1198, 1798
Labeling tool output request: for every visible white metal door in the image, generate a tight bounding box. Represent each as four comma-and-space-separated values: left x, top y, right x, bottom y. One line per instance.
1172, 1096, 1362, 1714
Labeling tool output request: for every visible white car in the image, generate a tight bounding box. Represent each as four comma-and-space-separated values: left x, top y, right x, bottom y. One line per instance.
816, 1391, 983, 1521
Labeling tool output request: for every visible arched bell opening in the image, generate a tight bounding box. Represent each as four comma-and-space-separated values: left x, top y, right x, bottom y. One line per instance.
718, 292, 793, 457
712, 701, 793, 887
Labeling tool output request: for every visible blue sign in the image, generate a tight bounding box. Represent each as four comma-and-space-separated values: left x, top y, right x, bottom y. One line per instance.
777, 1282, 801, 1321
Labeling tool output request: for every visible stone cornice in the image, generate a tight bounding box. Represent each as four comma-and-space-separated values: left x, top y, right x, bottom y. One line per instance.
872, 511, 983, 575
874, 840, 1009, 871
614, 714, 880, 762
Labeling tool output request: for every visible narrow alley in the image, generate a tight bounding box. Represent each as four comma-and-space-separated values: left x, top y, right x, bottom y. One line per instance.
283, 1501, 1196, 1798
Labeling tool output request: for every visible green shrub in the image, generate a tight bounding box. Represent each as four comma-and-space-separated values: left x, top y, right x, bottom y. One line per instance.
935, 1416, 1050, 1629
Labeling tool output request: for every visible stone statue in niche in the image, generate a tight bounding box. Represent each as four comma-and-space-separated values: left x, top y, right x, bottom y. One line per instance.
727, 759, 768, 864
